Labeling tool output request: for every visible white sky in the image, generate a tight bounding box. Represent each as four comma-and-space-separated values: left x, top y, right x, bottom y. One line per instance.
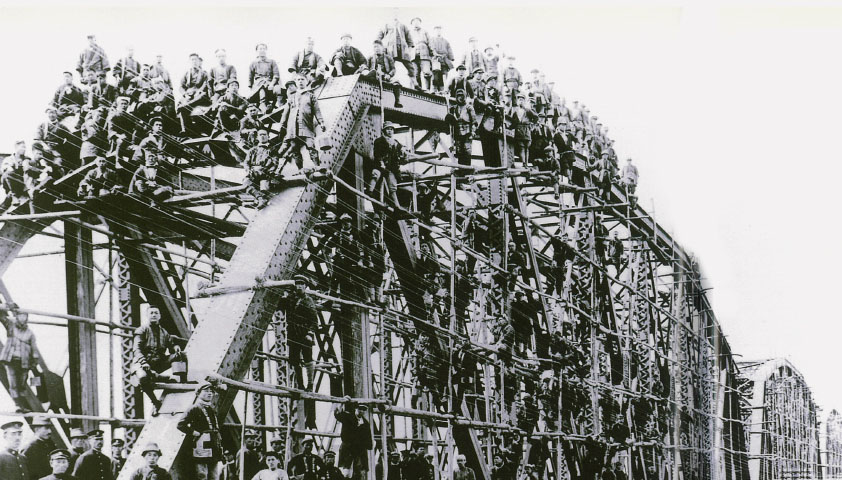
0, 0, 840, 426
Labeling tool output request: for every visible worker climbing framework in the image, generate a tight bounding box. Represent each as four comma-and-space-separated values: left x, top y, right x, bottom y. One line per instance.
0, 71, 834, 480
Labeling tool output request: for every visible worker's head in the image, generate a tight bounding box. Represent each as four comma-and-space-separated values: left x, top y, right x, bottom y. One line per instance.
69, 429, 87, 450
87, 430, 105, 451
15, 310, 28, 328
147, 306, 161, 325
295, 73, 308, 90
256, 43, 268, 57
433, 25, 442, 37
45, 106, 58, 122
49, 449, 71, 474
111, 438, 125, 457
86, 34, 96, 46
62, 71, 74, 85
469, 36, 478, 49
382, 121, 396, 138
323, 450, 336, 465
455, 64, 467, 78
14, 140, 26, 156
457, 454, 467, 468
340, 33, 352, 47
493, 454, 504, 467
355, 403, 366, 419
265, 451, 280, 469
32, 417, 52, 440
414, 444, 426, 457
270, 438, 284, 452
197, 381, 217, 402
373, 39, 384, 55
215, 48, 227, 65
411, 17, 422, 28
189, 53, 202, 69
245, 431, 259, 449
142, 443, 162, 466
305, 37, 315, 53
389, 452, 400, 464
257, 129, 269, 145
155, 54, 164, 64
1, 422, 23, 450
301, 437, 315, 453
151, 117, 164, 134
226, 79, 239, 95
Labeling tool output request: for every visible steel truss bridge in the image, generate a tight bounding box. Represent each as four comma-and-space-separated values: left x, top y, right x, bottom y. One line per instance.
0, 74, 839, 480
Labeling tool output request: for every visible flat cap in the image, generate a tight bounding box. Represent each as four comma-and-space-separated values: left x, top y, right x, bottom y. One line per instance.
340, 33, 352, 39
1, 421, 23, 431
87, 429, 104, 437
455, 64, 466, 70
411, 16, 422, 23
468, 36, 477, 42
382, 121, 398, 130
50, 449, 71, 460
227, 78, 240, 87
112, 438, 125, 447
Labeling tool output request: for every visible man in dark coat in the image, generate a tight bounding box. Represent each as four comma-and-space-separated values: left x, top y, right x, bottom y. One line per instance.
177, 381, 227, 480
40, 448, 76, 480
77, 35, 110, 77
21, 417, 54, 480
428, 25, 454, 94
131, 306, 183, 415
331, 33, 366, 76
335, 399, 373, 480
287, 437, 324, 480
0, 421, 28, 480
358, 40, 402, 109
368, 121, 407, 208
507, 93, 539, 166
447, 89, 475, 167
67, 429, 87, 472
52, 72, 85, 119
71, 430, 112, 480
278, 74, 326, 171
109, 438, 125, 479
376, 13, 416, 88
321, 451, 344, 480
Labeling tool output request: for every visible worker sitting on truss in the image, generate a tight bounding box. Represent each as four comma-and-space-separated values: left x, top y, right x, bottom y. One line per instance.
176, 53, 210, 135
0, 304, 41, 412
238, 103, 262, 149
210, 79, 247, 138
77, 156, 122, 199
128, 143, 174, 204
367, 121, 407, 209
277, 73, 326, 172
357, 39, 403, 109
131, 305, 185, 416
242, 128, 279, 209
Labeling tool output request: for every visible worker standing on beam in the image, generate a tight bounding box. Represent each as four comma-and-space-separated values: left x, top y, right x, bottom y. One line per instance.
621, 157, 638, 196
278, 73, 326, 172
447, 89, 476, 168
335, 398, 373, 480
429, 25, 454, 95
177, 380, 227, 480
131, 305, 185, 416
368, 121, 406, 209
0, 304, 40, 412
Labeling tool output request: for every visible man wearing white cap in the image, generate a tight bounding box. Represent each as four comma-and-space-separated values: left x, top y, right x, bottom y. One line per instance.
178, 380, 226, 480
67, 428, 87, 472
127, 442, 171, 480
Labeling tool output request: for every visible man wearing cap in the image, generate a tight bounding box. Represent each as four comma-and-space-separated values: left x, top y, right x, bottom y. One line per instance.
278, 73, 326, 171
77, 35, 110, 78
20, 417, 54, 479
0, 421, 27, 479
52, 72, 85, 119
72, 429, 112, 480
358, 40, 402, 109
621, 158, 638, 195
335, 399, 372, 480
468, 67, 485, 99
109, 439, 125, 479
114, 47, 141, 93
132, 116, 167, 167
132, 306, 184, 414
446, 65, 473, 100
126, 64, 154, 105
368, 121, 406, 208
242, 129, 276, 209
237, 431, 263, 480
105, 97, 135, 164
67, 429, 87, 472
136, 77, 177, 130
249, 43, 281, 112
33, 107, 69, 155
252, 451, 288, 480
178, 381, 224, 480
279, 276, 317, 395
126, 442, 170, 480
376, 12, 416, 88
40, 448, 76, 480
177, 53, 210, 133
287, 438, 323, 480
460, 37, 487, 75
374, 451, 401, 480
88, 71, 118, 112
507, 93, 539, 166
331, 33, 366, 77
208, 49, 238, 102
212, 79, 248, 136
0, 305, 40, 409
149, 54, 172, 89
408, 17, 432, 92
483, 45, 501, 77
447, 89, 476, 168
239, 104, 262, 149
428, 26, 453, 94
321, 451, 343, 480
529, 69, 548, 115
501, 56, 522, 103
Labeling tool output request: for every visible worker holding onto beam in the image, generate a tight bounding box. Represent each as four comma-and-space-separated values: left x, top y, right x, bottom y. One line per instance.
131, 305, 185, 416
0, 303, 41, 412
178, 380, 227, 480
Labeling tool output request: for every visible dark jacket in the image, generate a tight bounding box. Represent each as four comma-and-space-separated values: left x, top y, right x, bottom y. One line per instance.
21, 436, 55, 480
72, 449, 113, 480
331, 46, 367, 75
0, 448, 28, 480
177, 402, 222, 462
280, 90, 324, 139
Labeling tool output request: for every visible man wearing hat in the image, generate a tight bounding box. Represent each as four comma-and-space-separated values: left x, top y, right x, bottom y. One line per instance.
1, 141, 29, 208
126, 442, 170, 480
468, 68, 485, 99
277, 73, 326, 171
113, 47, 141, 93
374, 451, 401, 480
252, 450, 287, 480
209, 49, 238, 102
0, 421, 27, 479
0, 305, 40, 410
88, 71, 118, 112
358, 40, 402, 109
33, 106, 69, 155
52, 72, 85, 120
507, 92, 538, 166
177, 380, 225, 480
279, 275, 317, 398
331, 33, 366, 77
428, 26, 454, 94
249, 43, 281, 113
501, 56, 522, 104
447, 88, 476, 168
109, 438, 125, 479
71, 429, 111, 480
368, 121, 406, 209
149, 54, 172, 89
242, 128, 277, 209
40, 448, 76, 480
460, 37, 487, 75
287, 437, 323, 480
131, 306, 184, 415
529, 69, 548, 115
408, 17, 432, 92
335, 399, 372, 479
446, 64, 473, 99
268, 437, 285, 459
126, 64, 155, 105
21, 417, 54, 479
321, 451, 343, 480
104, 97, 134, 166
376, 12, 416, 89
177, 53, 210, 134
484, 45, 501, 77
212, 78, 248, 136
66, 429, 87, 472
621, 158, 638, 195
132, 116, 167, 168
77, 35, 110, 78
324, 212, 364, 305
238, 104, 262, 149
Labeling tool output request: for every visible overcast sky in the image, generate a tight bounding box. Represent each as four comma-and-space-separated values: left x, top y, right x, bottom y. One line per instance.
0, 0, 840, 421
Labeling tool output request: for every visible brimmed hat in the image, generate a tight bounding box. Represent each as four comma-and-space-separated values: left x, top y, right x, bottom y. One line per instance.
31, 417, 51, 428
1, 421, 23, 432
141, 442, 162, 456
69, 428, 86, 439
87, 429, 104, 438
50, 449, 71, 460
382, 121, 398, 131
341, 33, 352, 40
